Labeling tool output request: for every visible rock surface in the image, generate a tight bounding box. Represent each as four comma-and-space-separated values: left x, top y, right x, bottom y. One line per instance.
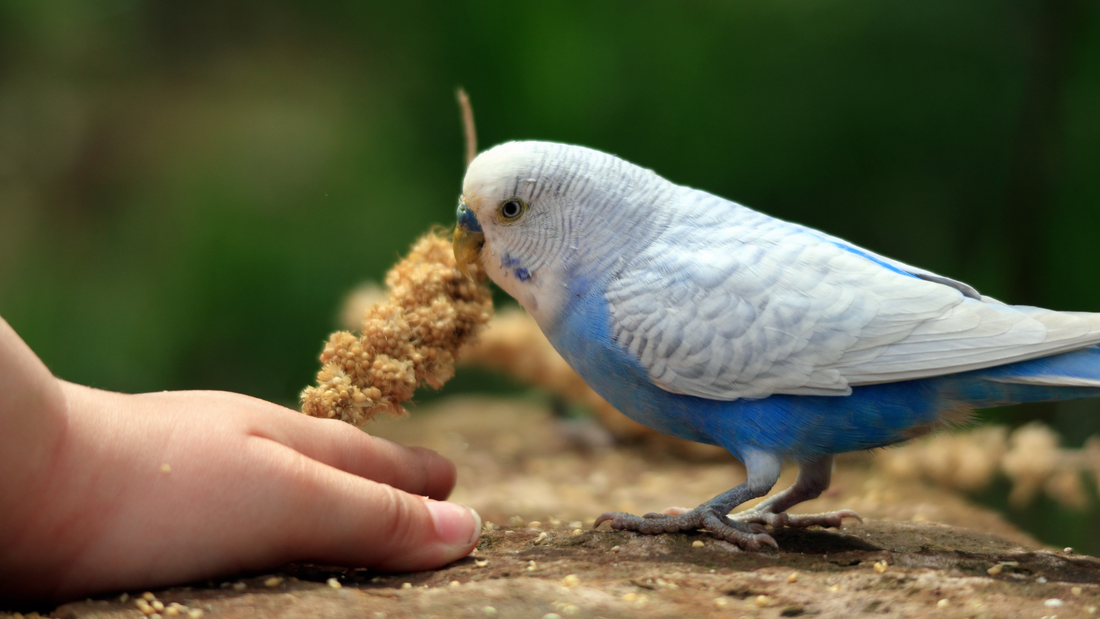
12, 397, 1100, 618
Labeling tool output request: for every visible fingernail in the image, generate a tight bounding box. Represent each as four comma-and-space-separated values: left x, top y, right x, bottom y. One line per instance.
426, 501, 481, 547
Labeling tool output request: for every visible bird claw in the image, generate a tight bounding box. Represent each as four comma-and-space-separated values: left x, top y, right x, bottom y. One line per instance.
593, 509, 779, 551
729, 508, 862, 530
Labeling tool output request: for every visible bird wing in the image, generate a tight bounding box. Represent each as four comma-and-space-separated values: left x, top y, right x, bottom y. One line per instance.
604, 190, 1100, 400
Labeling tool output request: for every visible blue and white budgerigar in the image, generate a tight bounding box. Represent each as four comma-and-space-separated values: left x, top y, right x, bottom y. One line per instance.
452, 141, 1100, 549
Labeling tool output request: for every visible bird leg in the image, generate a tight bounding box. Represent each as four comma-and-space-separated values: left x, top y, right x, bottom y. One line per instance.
594, 451, 782, 550
728, 455, 861, 529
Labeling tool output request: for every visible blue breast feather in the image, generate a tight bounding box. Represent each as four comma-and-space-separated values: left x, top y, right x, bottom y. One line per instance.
545, 277, 1100, 463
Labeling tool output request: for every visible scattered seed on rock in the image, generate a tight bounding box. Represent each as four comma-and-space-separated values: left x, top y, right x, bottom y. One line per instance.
692, 540, 704, 548
987, 564, 1003, 576
527, 560, 537, 571
475, 559, 489, 568
937, 599, 949, 608
449, 581, 461, 588
787, 572, 799, 584
528, 521, 542, 529
873, 560, 888, 574
1065, 547, 1075, 554
611, 546, 620, 552
401, 583, 412, 589
1045, 599, 1065, 608
536, 532, 549, 543
264, 577, 282, 588
509, 516, 525, 527
622, 593, 638, 602
755, 595, 771, 608
327, 578, 342, 589
713, 598, 728, 608
1073, 587, 1083, 596
482, 607, 497, 616
142, 593, 157, 602
572, 529, 582, 536
562, 574, 580, 588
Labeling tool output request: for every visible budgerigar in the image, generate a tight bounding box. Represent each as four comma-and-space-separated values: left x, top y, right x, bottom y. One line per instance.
452, 141, 1100, 549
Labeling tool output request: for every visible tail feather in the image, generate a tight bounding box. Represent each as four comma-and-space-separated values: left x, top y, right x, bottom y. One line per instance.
960, 345, 1100, 405
987, 374, 1100, 388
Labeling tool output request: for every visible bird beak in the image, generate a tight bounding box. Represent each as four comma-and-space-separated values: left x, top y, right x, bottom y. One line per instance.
453, 201, 485, 281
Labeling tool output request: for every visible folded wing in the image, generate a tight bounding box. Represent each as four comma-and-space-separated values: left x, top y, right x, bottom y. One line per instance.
604, 190, 1100, 400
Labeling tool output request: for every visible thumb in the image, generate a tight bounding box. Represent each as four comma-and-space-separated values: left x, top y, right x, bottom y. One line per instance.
280, 463, 482, 572
368, 488, 483, 572
401, 497, 483, 571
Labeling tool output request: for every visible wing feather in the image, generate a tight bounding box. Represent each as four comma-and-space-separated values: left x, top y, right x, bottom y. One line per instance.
605, 189, 1100, 400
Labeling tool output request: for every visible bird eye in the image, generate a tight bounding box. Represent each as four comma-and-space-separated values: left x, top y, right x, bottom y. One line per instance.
497, 199, 526, 223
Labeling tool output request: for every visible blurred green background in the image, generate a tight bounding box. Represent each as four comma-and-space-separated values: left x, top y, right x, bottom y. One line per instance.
2, 1, 1099, 550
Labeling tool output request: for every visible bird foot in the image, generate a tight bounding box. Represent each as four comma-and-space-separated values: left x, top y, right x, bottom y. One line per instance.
729, 508, 862, 530
593, 509, 779, 551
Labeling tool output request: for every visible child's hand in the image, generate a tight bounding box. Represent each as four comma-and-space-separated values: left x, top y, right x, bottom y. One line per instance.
0, 318, 480, 603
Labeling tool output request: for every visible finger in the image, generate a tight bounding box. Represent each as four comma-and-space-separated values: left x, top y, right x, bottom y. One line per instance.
256, 438, 481, 571
261, 410, 457, 501
145, 391, 458, 500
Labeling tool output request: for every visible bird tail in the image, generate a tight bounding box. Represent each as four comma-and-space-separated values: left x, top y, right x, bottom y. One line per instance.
954, 345, 1100, 406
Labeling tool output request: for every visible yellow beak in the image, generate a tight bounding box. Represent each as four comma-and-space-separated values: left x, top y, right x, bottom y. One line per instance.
453, 202, 485, 281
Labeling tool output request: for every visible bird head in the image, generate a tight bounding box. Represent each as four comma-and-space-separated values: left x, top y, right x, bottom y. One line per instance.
454, 141, 668, 325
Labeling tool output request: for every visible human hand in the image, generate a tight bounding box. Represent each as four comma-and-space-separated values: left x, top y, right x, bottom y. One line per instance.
0, 319, 480, 603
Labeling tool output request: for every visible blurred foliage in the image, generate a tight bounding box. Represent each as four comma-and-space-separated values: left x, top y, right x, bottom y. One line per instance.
2, 0, 1099, 549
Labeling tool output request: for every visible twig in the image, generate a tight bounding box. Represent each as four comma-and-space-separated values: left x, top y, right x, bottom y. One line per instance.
456, 87, 477, 168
